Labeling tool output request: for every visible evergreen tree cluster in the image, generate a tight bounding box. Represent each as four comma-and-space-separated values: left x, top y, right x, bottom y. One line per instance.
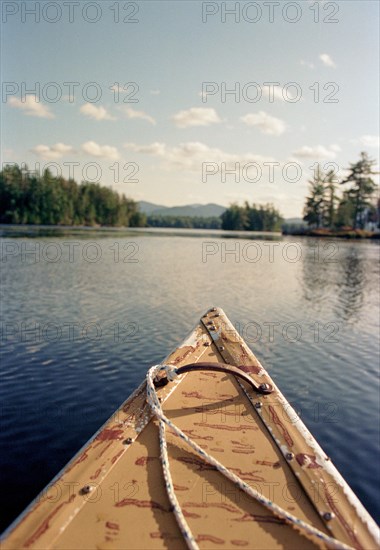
221, 203, 284, 231
303, 152, 378, 230
147, 214, 222, 229
0, 165, 146, 227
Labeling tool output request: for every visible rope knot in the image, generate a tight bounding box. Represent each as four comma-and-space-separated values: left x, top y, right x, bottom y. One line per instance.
162, 365, 178, 382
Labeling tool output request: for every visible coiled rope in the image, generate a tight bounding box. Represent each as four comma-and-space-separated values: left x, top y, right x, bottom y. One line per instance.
146, 364, 354, 550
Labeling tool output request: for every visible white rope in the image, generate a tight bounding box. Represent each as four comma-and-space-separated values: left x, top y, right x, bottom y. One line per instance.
146, 365, 355, 550
147, 365, 198, 550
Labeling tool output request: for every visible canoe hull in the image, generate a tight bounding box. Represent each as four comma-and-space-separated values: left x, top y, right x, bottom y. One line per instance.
1, 308, 378, 549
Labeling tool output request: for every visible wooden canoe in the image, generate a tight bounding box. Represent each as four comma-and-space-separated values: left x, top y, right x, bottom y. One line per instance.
1, 308, 378, 550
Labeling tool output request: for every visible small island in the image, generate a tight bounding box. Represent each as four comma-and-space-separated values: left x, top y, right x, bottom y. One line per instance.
283, 152, 379, 239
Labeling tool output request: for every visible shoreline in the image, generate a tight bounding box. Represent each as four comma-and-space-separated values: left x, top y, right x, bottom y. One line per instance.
1, 223, 379, 240
282, 228, 380, 240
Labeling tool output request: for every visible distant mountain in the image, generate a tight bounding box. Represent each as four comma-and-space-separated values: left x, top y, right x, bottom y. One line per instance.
138, 202, 304, 223
138, 202, 227, 218
138, 201, 167, 215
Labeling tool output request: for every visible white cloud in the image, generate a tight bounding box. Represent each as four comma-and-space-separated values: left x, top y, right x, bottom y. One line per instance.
8, 96, 54, 118
110, 84, 129, 94
110, 84, 119, 92
293, 144, 339, 159
330, 144, 342, 152
240, 111, 286, 136
31, 143, 73, 160
121, 107, 156, 125
125, 142, 166, 155
62, 95, 76, 103
319, 53, 336, 68
262, 86, 289, 102
355, 135, 380, 149
247, 85, 298, 102
124, 141, 275, 172
80, 103, 115, 120
172, 107, 221, 128
300, 60, 315, 69
82, 141, 119, 160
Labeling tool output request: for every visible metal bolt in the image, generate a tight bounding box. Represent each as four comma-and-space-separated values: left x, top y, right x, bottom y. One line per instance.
259, 383, 270, 392
204, 341, 210, 347
210, 307, 217, 312
214, 313, 220, 317
285, 452, 294, 461
219, 346, 225, 351
80, 485, 93, 495
209, 325, 216, 331
323, 512, 335, 521
255, 402, 262, 409
123, 437, 133, 445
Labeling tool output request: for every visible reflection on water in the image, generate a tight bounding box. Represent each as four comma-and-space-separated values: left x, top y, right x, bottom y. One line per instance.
0, 227, 379, 531
300, 241, 339, 309
301, 238, 377, 323
335, 246, 365, 321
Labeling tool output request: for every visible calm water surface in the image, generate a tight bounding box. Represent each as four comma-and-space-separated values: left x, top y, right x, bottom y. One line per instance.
1, 227, 379, 532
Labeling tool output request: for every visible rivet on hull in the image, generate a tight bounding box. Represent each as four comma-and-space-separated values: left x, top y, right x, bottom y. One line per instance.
80, 485, 94, 495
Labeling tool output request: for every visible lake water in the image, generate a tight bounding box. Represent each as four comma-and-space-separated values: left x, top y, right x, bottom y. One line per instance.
1, 226, 379, 532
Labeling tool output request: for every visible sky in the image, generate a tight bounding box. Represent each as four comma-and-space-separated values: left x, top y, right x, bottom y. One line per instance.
1, 0, 379, 217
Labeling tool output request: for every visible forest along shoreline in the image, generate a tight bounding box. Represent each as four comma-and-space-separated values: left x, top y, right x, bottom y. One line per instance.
1, 151, 379, 239
282, 227, 380, 239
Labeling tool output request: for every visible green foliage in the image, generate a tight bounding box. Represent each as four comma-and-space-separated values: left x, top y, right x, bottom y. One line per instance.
221, 204, 248, 230
335, 191, 356, 228
324, 169, 340, 228
303, 165, 339, 228
0, 165, 146, 227
221, 203, 283, 231
147, 214, 222, 229
303, 154, 378, 230
340, 152, 378, 229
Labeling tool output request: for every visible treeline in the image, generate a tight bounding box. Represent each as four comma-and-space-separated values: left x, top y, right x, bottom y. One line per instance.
0, 165, 146, 227
303, 152, 379, 230
221, 203, 284, 231
147, 215, 222, 229
0, 165, 284, 232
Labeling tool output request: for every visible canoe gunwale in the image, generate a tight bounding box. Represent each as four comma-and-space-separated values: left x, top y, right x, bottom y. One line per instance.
0, 324, 211, 546
199, 308, 379, 549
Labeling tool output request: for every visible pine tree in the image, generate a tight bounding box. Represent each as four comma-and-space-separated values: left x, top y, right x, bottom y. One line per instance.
341, 152, 378, 229
336, 191, 355, 228
221, 204, 248, 230
303, 165, 326, 228
323, 169, 339, 229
